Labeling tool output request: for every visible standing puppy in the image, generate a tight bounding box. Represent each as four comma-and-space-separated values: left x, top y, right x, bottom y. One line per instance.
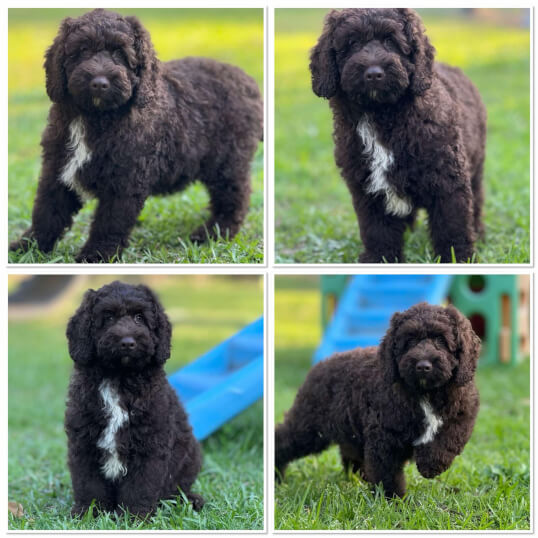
276, 303, 480, 497
10, 9, 263, 262
310, 9, 486, 262
65, 281, 204, 517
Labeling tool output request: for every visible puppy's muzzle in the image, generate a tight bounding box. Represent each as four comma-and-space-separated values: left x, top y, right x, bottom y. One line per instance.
364, 65, 385, 84
415, 359, 433, 373
120, 335, 137, 351
90, 76, 111, 96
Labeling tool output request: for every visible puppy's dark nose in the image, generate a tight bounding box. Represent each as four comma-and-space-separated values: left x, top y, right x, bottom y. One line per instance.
120, 336, 136, 350
364, 65, 385, 82
90, 76, 110, 93
416, 360, 432, 373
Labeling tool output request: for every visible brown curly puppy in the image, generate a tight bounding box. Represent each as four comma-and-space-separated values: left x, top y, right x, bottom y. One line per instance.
276, 303, 480, 498
65, 281, 204, 517
310, 9, 487, 262
10, 9, 263, 262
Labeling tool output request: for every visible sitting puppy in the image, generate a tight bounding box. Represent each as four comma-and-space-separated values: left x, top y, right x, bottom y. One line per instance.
275, 303, 480, 497
65, 281, 204, 516
10, 9, 263, 262
310, 9, 487, 262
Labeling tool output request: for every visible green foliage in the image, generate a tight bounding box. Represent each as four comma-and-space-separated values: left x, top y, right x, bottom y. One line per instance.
275, 10, 530, 263
274, 277, 530, 529
8, 9, 264, 264
8, 276, 264, 530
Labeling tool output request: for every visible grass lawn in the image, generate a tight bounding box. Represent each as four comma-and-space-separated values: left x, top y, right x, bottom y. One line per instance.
274, 276, 530, 530
274, 9, 530, 263
8, 275, 264, 530
8, 9, 264, 264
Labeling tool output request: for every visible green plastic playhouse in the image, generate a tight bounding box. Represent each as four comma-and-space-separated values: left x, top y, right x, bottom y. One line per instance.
449, 275, 528, 365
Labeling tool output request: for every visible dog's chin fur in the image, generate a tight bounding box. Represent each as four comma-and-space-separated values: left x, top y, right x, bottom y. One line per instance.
65, 281, 204, 517
275, 302, 480, 498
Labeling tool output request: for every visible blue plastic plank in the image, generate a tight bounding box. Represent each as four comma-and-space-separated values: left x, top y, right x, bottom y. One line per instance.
313, 276, 452, 363
168, 316, 263, 440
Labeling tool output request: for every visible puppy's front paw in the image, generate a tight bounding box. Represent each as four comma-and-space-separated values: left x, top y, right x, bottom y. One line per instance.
9, 230, 38, 253
359, 251, 403, 263
76, 250, 104, 263
76, 245, 118, 263
9, 238, 30, 253
187, 493, 205, 512
70, 503, 91, 518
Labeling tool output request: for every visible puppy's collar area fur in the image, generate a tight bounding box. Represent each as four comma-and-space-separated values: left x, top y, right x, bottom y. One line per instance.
413, 397, 443, 446
356, 116, 413, 217
59, 118, 93, 201
97, 378, 129, 480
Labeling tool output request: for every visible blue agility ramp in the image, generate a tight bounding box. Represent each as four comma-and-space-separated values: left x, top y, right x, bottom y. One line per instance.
168, 316, 263, 440
313, 276, 452, 364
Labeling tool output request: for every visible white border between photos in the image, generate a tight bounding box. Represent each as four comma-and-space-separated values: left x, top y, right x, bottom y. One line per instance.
3, 1, 536, 537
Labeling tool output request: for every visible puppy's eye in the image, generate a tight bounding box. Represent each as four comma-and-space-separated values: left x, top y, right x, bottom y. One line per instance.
103, 312, 115, 323
133, 313, 144, 324
112, 49, 127, 63
383, 37, 394, 48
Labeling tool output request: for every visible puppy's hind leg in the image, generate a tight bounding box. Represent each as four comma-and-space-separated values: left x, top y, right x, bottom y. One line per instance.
190, 162, 252, 243
339, 442, 364, 477
275, 420, 330, 481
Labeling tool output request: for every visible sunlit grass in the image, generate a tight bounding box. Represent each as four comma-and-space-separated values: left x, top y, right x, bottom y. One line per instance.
275, 9, 530, 264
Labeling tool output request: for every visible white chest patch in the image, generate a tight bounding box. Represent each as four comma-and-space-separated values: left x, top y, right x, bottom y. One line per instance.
97, 379, 129, 480
357, 117, 413, 217
413, 398, 443, 446
59, 118, 92, 201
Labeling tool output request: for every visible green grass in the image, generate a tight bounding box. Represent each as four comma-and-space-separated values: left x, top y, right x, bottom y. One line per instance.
8, 275, 264, 530
8, 9, 264, 264
274, 9, 530, 263
274, 276, 530, 530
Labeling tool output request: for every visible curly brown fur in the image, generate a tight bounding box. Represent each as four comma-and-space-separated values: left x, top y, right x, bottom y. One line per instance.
10, 9, 263, 262
310, 9, 487, 262
65, 281, 204, 517
275, 303, 480, 498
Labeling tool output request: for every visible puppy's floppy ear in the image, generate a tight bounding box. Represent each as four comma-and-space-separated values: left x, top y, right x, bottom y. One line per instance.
398, 8, 435, 95
125, 15, 160, 108
44, 17, 73, 103
378, 310, 406, 384
446, 305, 481, 386
66, 289, 97, 365
310, 10, 342, 99
137, 285, 171, 364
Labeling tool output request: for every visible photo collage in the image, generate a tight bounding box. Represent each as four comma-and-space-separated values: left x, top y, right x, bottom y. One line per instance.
6, 5, 532, 535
